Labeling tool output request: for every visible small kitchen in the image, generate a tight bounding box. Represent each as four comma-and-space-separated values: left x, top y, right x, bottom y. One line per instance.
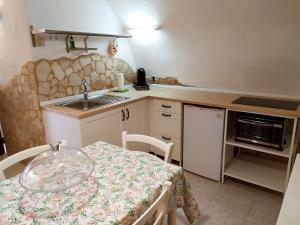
43, 79, 300, 193
0, 0, 300, 225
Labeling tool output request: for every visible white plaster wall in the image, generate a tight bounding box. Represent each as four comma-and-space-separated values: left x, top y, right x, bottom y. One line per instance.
26, 0, 136, 69
107, 0, 300, 96
0, 0, 33, 88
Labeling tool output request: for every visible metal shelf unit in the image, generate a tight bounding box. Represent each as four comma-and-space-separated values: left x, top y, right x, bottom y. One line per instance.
221, 109, 299, 193
226, 135, 291, 158
224, 153, 287, 192
30, 26, 132, 52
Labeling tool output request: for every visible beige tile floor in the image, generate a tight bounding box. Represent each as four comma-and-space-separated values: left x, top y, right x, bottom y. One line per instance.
176, 171, 283, 225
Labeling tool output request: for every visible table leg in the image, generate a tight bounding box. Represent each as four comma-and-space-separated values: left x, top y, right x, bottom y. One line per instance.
168, 209, 176, 225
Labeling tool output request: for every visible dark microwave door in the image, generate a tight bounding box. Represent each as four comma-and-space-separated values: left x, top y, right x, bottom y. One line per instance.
236, 119, 276, 143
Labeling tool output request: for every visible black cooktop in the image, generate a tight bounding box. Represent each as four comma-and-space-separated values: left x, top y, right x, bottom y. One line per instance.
232, 96, 299, 111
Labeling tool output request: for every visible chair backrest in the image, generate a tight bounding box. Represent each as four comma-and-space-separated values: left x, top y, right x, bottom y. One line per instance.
122, 131, 174, 163
0, 140, 67, 181
133, 181, 172, 225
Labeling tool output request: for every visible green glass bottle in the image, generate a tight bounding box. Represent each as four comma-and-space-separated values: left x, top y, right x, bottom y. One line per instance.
69, 36, 75, 49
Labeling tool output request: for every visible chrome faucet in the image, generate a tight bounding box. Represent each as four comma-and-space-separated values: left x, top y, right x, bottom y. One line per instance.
82, 79, 89, 100
50, 141, 62, 152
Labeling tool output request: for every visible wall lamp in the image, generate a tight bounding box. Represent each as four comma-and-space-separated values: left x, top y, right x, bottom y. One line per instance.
128, 26, 160, 34
128, 26, 160, 44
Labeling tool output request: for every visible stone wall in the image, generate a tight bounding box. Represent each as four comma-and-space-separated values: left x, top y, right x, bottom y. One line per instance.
0, 53, 135, 155
153, 77, 181, 86
0, 62, 43, 155
35, 54, 136, 102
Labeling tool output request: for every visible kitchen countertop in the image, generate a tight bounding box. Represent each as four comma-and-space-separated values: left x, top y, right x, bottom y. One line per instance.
43, 85, 300, 119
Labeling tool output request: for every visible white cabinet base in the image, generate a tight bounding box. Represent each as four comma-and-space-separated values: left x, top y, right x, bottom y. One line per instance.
43, 100, 149, 149
43, 110, 82, 147
150, 99, 182, 162
225, 154, 287, 192
81, 107, 124, 147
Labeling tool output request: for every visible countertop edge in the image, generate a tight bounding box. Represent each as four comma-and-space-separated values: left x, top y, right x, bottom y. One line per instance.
42, 86, 300, 119
43, 96, 149, 119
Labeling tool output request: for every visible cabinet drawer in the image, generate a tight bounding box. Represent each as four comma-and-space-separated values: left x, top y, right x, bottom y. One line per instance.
151, 132, 181, 162
151, 99, 182, 114
150, 111, 181, 138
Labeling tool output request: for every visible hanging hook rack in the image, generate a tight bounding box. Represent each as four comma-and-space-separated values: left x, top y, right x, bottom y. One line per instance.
65, 35, 70, 52
84, 36, 89, 53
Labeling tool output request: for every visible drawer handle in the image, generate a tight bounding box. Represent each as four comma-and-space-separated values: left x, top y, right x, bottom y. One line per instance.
162, 104, 172, 108
126, 108, 130, 120
162, 136, 171, 141
121, 110, 125, 121
161, 113, 171, 117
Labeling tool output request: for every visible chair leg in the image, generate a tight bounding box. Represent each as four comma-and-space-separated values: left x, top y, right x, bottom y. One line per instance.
122, 131, 127, 149
168, 209, 176, 225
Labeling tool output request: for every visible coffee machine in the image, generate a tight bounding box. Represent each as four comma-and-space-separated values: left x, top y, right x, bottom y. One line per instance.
134, 68, 150, 91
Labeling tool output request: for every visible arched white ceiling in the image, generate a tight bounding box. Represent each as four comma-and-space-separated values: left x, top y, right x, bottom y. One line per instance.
106, 0, 300, 96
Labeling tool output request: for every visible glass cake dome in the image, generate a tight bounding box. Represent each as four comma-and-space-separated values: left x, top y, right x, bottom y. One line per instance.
19, 144, 95, 193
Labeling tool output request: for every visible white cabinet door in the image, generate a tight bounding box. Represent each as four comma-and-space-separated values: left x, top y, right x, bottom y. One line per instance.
43, 110, 82, 148
81, 106, 125, 147
124, 100, 149, 151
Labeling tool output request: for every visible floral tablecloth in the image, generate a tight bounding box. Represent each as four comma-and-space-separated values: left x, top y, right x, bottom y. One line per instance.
0, 141, 200, 225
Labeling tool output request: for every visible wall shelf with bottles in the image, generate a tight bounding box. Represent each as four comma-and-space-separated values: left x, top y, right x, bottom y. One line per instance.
30, 25, 132, 52
221, 109, 299, 193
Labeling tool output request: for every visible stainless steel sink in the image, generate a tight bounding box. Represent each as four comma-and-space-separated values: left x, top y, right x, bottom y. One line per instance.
56, 95, 129, 111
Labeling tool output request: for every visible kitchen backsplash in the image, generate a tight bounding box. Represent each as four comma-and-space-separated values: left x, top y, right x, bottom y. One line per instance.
35, 54, 136, 102
0, 53, 136, 155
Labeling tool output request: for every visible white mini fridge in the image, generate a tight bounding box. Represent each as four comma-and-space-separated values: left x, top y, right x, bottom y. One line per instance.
183, 105, 225, 181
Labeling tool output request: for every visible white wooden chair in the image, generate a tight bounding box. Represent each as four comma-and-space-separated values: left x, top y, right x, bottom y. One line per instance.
133, 181, 172, 225
122, 131, 174, 163
0, 141, 66, 181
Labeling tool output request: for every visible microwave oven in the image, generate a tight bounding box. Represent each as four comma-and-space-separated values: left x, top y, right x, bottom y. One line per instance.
235, 113, 287, 150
